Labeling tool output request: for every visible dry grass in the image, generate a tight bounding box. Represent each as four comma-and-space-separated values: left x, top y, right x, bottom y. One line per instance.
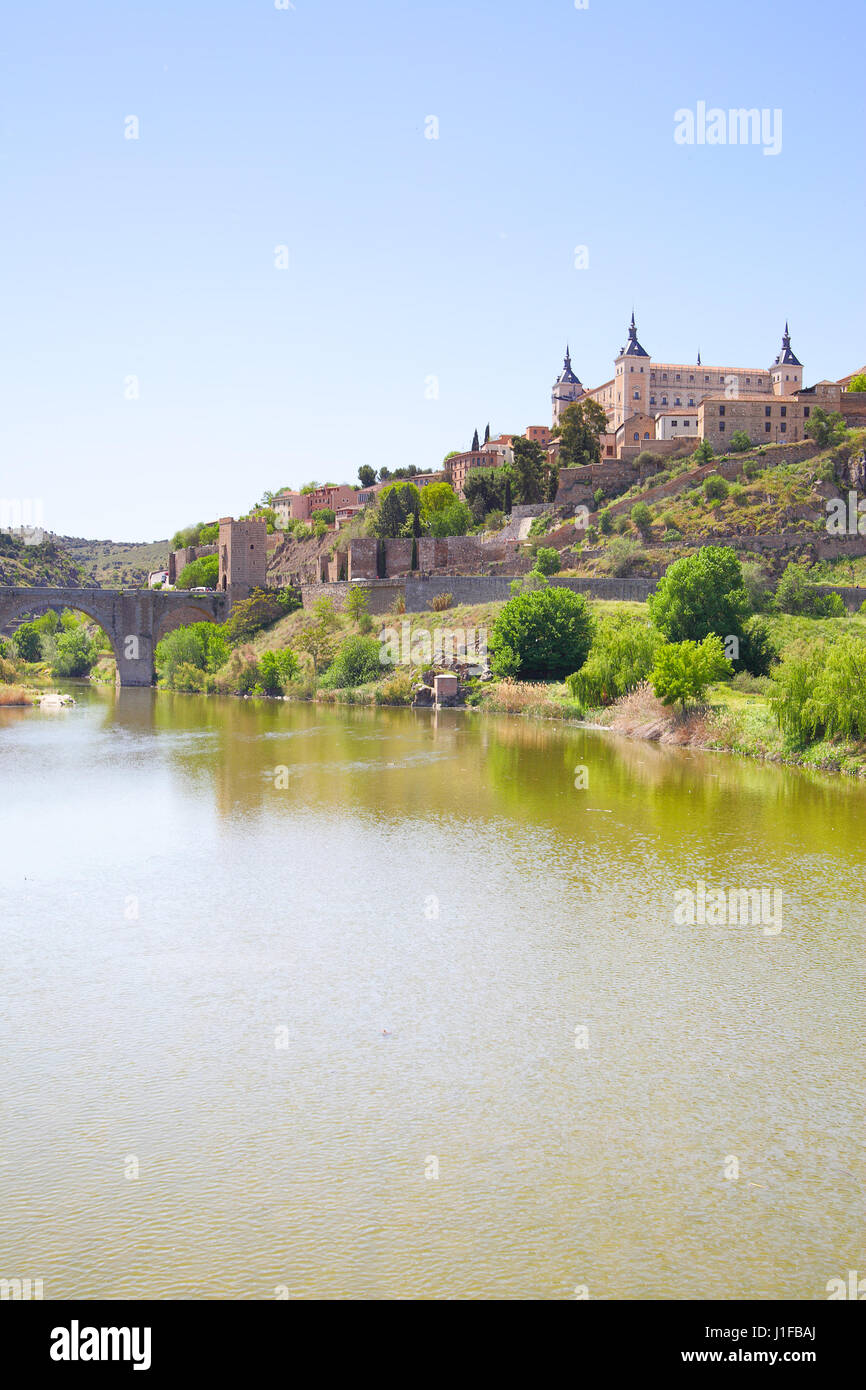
485, 679, 573, 719
604, 680, 712, 745
0, 686, 34, 706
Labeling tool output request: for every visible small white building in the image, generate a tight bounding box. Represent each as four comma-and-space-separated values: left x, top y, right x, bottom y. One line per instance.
654, 410, 699, 441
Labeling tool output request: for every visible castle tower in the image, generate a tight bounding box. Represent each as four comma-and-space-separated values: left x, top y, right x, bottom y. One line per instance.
218, 516, 268, 598
552, 345, 584, 425
770, 322, 803, 396
613, 311, 651, 429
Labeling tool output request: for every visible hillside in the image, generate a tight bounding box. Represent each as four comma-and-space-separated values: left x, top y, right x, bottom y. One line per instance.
0, 531, 88, 588
59, 536, 170, 587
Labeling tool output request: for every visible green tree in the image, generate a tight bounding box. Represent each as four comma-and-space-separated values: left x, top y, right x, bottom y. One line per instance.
553, 399, 610, 467
770, 636, 866, 746
471, 428, 480, 452
344, 585, 371, 628
13, 623, 42, 662
358, 465, 377, 487
728, 430, 752, 453
598, 507, 613, 535
371, 482, 422, 539
155, 623, 229, 686
566, 614, 661, 707
428, 500, 472, 537
649, 546, 750, 645
533, 546, 561, 575
177, 554, 219, 588
52, 627, 98, 677
257, 648, 299, 694
419, 481, 458, 526
804, 407, 847, 448
510, 436, 549, 504
463, 467, 507, 523
651, 635, 733, 709
490, 586, 594, 679
295, 598, 340, 675
693, 439, 714, 465
224, 588, 300, 644
846, 373, 866, 393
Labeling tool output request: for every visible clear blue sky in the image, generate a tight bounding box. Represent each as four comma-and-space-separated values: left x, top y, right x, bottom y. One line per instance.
2, 0, 864, 541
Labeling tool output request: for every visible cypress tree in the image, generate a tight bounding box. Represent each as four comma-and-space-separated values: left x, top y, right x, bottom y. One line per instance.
471, 428, 480, 452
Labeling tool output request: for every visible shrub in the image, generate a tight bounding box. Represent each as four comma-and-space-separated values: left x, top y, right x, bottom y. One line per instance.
566, 614, 660, 706
430, 592, 453, 611
320, 635, 387, 689
344, 585, 371, 626
703, 475, 729, 502
650, 635, 733, 709
599, 536, 645, 576
693, 439, 714, 465
490, 587, 594, 679
176, 554, 219, 589
375, 668, 414, 705
630, 502, 652, 537
774, 563, 844, 617
593, 488, 605, 508
598, 508, 613, 535
155, 622, 229, 687
728, 431, 752, 453
224, 587, 300, 643
729, 483, 746, 503
257, 648, 300, 695
663, 528, 683, 542
52, 627, 98, 677
613, 514, 630, 534
169, 662, 210, 693
649, 546, 750, 644
737, 618, 779, 677
534, 547, 561, 576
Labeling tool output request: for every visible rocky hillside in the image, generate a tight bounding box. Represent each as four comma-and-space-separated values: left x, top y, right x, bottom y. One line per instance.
59, 536, 170, 587
0, 532, 88, 587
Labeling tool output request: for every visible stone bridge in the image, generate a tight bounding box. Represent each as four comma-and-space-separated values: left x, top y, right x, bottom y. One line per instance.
0, 587, 230, 686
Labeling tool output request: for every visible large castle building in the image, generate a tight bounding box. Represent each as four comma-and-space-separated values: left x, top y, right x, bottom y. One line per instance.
548, 315, 848, 458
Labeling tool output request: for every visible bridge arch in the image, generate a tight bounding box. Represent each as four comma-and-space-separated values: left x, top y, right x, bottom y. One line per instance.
0, 587, 230, 686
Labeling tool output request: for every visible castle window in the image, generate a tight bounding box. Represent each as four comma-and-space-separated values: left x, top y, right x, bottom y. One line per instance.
765, 406, 771, 417
765, 422, 771, 432
804, 406, 811, 418
781, 406, 787, 417
676, 374, 681, 381
705, 375, 710, 382
672, 420, 678, 427
746, 377, 750, 384
644, 432, 650, 438
719, 405, 726, 416
662, 396, 668, 405
675, 397, 681, 405
634, 390, 640, 399
633, 433, 639, 441
781, 422, 787, 432
688, 398, 695, 406
689, 375, 694, 382
650, 396, 656, 405
719, 421, 726, 431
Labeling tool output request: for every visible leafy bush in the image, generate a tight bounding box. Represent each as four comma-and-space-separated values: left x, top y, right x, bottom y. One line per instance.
533, 547, 561, 575
663, 528, 682, 542
728, 431, 752, 453
598, 508, 613, 535
630, 502, 652, 537
599, 536, 645, 576
490, 587, 594, 679
650, 635, 733, 709
176, 554, 219, 589
428, 500, 472, 537
320, 635, 387, 688
593, 488, 605, 508
693, 439, 714, 465
566, 614, 660, 706
729, 483, 747, 504
703, 475, 729, 502
257, 648, 300, 694
155, 622, 229, 687
430, 592, 453, 611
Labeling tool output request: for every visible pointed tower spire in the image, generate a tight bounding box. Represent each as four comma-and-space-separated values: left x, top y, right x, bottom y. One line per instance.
697, 350, 701, 366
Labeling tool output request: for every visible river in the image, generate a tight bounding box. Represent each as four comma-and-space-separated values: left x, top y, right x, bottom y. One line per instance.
1, 686, 863, 1299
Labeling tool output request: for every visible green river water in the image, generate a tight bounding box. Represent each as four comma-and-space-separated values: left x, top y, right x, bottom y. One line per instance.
0, 685, 863, 1298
